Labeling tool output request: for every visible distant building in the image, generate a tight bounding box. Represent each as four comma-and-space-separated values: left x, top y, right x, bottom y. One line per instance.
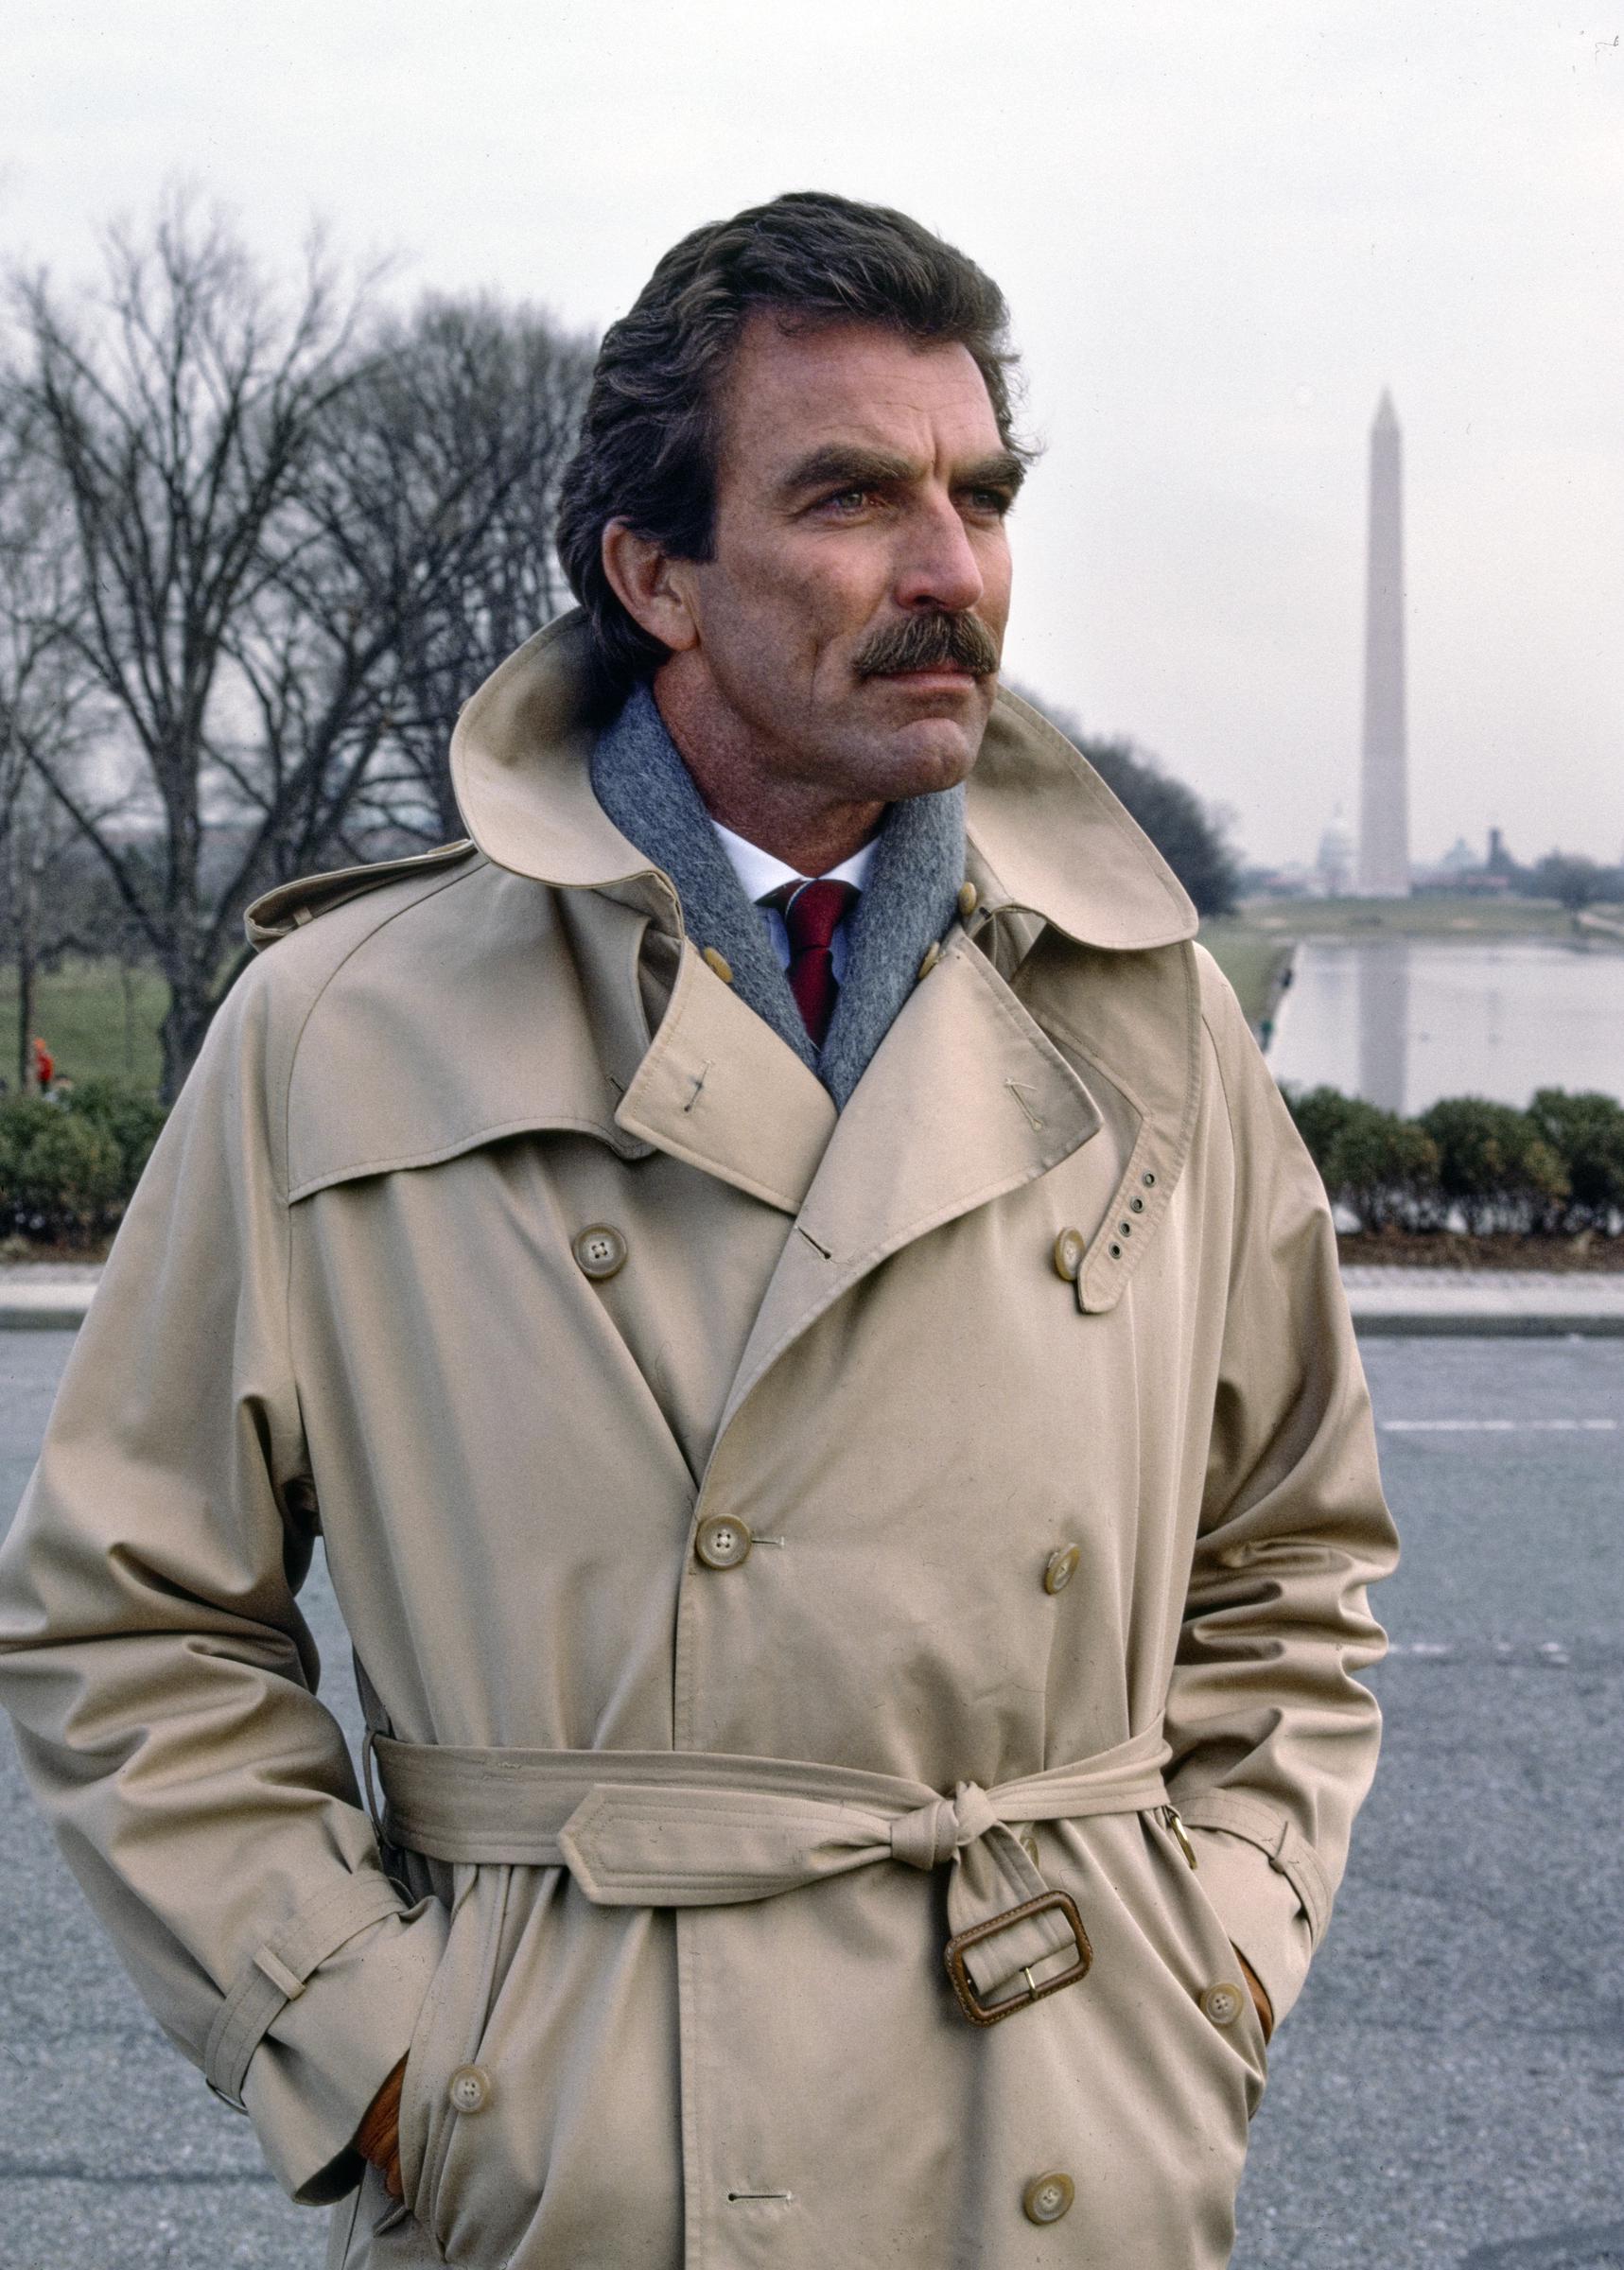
1314, 808, 1354, 897
1356, 392, 1412, 897
1411, 834, 1510, 895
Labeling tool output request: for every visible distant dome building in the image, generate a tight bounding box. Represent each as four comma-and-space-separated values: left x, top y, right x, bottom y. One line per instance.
1316, 808, 1354, 897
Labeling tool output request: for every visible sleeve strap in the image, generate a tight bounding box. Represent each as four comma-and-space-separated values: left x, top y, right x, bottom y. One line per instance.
203, 1874, 409, 2110
1173, 1790, 1335, 1946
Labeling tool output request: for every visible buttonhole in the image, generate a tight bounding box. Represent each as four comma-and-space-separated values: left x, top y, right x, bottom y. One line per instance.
795, 1225, 832, 1259
684, 1060, 714, 1114
727, 2191, 795, 2203
1004, 1079, 1046, 1130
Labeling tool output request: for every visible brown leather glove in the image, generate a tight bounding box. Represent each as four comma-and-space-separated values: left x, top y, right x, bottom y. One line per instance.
1233, 1948, 1274, 2041
354, 2054, 409, 2199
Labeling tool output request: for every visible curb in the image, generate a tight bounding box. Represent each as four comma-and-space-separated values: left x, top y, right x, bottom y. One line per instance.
1343, 1267, 1624, 1338
1350, 1309, 1624, 1338
8, 1274, 1624, 1338
1, 1287, 98, 1332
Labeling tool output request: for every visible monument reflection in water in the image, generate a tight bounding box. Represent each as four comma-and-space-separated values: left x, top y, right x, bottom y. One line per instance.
1268, 935, 1624, 1115
1357, 940, 1410, 1112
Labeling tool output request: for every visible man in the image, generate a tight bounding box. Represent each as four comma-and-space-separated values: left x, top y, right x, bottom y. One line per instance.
0, 193, 1395, 2268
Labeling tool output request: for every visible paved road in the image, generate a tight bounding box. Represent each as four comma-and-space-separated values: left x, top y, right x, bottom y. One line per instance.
2, 1334, 1620, 2268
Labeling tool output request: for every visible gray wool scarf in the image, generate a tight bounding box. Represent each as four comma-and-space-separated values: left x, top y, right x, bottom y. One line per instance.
589, 682, 965, 1109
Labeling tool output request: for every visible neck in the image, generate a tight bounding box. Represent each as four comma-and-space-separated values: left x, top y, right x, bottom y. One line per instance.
652, 666, 883, 876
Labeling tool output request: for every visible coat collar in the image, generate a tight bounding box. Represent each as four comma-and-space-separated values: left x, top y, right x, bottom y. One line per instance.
450, 611, 1199, 957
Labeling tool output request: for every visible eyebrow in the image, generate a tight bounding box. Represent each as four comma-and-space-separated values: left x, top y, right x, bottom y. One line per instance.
777, 444, 1026, 502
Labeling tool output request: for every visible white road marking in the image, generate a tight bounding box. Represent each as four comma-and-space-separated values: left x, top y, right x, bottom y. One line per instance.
1379, 1417, 1618, 1432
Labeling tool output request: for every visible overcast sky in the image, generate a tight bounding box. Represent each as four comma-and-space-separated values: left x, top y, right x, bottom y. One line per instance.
4, 2, 1619, 870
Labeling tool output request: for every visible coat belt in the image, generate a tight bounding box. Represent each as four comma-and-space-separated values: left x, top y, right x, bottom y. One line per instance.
371, 1730, 1172, 2018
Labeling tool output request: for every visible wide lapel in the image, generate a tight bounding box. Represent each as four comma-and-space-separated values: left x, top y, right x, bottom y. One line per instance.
710, 930, 1103, 1443
616, 943, 838, 1217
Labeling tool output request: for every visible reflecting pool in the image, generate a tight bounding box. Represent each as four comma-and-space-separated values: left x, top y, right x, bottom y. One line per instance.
1266, 936, 1624, 1113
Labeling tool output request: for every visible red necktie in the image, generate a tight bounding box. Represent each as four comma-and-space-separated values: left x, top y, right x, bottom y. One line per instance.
764, 879, 859, 1046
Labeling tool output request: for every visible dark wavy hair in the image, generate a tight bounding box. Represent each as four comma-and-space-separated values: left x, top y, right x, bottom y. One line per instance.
554, 190, 1026, 704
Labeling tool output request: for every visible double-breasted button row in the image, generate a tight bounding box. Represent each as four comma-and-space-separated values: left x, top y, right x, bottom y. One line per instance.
1022, 2170, 1074, 2224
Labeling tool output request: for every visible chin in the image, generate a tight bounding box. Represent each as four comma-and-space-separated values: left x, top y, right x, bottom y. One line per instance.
870, 714, 987, 798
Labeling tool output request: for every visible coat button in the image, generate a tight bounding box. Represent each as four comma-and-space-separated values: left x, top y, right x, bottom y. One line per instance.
957, 880, 979, 916
1043, 1545, 1080, 1596
1022, 2171, 1074, 2225
1200, 1981, 1246, 2028
1051, 1227, 1085, 1282
701, 945, 734, 984
573, 1225, 627, 1282
695, 1512, 753, 1570
447, 2064, 493, 2114
917, 939, 942, 980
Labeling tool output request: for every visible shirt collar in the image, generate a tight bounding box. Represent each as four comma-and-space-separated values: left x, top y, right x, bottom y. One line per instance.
710, 820, 880, 907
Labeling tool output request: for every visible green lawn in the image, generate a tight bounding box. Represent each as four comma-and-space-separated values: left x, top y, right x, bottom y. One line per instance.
0, 957, 168, 1092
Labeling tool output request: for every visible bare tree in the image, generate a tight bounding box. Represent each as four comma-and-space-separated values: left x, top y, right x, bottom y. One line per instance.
0, 393, 102, 1089
7, 199, 375, 1096
340, 297, 596, 840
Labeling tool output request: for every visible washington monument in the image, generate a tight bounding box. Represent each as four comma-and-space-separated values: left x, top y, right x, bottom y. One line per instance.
1357, 390, 1411, 897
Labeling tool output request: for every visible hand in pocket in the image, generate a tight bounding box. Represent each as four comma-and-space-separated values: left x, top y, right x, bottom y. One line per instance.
355, 2052, 410, 2199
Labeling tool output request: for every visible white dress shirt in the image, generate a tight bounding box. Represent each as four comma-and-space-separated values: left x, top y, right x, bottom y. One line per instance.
710, 821, 878, 984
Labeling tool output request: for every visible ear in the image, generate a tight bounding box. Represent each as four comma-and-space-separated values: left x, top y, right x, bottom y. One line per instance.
600, 521, 702, 654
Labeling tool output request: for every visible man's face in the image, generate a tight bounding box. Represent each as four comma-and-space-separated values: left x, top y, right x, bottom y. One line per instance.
666, 315, 1020, 805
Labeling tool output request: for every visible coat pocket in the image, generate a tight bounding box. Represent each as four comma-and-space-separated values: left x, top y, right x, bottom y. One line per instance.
395, 1863, 518, 2262
1146, 1813, 1270, 2108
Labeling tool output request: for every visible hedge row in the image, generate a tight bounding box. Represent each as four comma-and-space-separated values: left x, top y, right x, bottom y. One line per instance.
0, 1080, 170, 1243
1285, 1086, 1624, 1236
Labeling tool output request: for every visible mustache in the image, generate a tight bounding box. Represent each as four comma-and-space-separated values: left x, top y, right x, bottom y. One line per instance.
852, 610, 1002, 680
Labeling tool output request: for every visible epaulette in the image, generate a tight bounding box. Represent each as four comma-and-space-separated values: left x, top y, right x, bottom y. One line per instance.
244, 840, 479, 951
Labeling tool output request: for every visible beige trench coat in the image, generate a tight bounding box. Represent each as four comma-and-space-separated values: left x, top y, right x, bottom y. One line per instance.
0, 613, 1395, 2269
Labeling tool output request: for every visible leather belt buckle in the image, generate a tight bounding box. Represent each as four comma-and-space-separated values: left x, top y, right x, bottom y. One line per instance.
943, 1889, 1093, 2026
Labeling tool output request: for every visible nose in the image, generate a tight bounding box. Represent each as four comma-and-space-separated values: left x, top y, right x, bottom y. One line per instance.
894, 495, 986, 616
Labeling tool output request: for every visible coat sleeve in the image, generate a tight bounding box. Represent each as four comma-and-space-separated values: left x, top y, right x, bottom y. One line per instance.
0, 959, 446, 2204
1160, 953, 1398, 2029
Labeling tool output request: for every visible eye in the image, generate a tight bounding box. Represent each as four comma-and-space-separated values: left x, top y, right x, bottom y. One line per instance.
963, 486, 1014, 517
820, 486, 872, 515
